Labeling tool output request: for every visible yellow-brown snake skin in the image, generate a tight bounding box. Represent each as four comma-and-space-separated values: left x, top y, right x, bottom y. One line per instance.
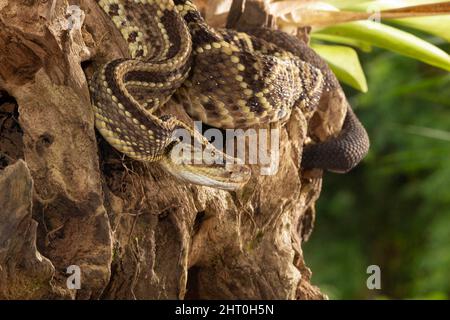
90, 0, 370, 188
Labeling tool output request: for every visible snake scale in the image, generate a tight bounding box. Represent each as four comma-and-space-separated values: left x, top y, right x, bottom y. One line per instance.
90, 0, 370, 190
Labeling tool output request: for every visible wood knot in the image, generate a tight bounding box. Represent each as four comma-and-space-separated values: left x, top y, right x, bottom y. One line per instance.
36, 132, 54, 155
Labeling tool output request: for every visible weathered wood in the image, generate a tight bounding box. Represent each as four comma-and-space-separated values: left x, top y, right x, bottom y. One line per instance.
0, 160, 56, 299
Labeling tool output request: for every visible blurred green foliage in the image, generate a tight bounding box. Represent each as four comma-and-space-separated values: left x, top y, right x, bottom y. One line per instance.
304, 41, 450, 300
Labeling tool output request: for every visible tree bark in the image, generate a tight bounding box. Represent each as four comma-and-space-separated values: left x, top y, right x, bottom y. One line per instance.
0, 0, 339, 299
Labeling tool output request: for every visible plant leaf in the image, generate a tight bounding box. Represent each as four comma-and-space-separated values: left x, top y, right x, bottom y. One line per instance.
310, 43, 368, 92
311, 33, 373, 52
389, 16, 450, 42
403, 125, 450, 141
319, 21, 450, 71
343, 0, 450, 41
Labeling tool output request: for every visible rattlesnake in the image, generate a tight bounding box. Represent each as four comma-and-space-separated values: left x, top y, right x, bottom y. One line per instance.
89, 0, 370, 189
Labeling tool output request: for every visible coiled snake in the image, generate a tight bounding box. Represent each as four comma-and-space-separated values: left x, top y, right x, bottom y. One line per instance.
90, 0, 370, 190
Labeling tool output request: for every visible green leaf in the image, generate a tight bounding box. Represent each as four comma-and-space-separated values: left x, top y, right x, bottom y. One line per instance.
343, 0, 450, 41
403, 125, 450, 142
319, 21, 450, 71
311, 33, 373, 52
389, 16, 450, 42
310, 43, 368, 92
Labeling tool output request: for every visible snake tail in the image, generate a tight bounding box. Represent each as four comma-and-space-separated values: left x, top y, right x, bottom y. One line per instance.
301, 105, 370, 173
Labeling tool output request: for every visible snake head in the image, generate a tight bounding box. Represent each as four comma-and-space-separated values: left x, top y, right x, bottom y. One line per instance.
160, 141, 251, 191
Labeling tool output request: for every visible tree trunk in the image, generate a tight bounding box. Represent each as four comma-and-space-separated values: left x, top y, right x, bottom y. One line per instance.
0, 0, 337, 300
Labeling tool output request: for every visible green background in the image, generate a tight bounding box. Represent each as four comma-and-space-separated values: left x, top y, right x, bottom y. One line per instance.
304, 41, 450, 300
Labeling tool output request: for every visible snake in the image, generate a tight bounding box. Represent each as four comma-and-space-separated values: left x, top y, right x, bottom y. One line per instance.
89, 0, 370, 190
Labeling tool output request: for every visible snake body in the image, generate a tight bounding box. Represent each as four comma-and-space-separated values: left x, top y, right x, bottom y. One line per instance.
90, 0, 369, 189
